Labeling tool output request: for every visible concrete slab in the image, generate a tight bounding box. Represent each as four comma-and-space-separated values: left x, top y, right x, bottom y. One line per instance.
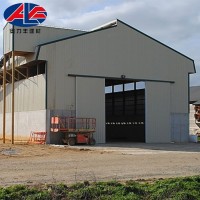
51, 142, 200, 153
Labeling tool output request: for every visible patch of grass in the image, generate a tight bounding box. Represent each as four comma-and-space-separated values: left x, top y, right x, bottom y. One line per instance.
145, 176, 200, 200
68, 181, 145, 200
0, 176, 200, 200
0, 185, 50, 200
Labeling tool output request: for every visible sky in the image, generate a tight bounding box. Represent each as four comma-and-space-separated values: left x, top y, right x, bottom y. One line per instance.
0, 0, 199, 86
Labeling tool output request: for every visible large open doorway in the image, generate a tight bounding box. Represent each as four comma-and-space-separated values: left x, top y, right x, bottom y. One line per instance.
105, 79, 145, 142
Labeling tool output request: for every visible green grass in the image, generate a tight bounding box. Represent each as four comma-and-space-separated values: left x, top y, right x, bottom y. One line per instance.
0, 176, 200, 200
198, 136, 200, 142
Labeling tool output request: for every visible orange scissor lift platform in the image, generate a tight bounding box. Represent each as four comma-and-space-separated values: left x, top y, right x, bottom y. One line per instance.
51, 117, 96, 145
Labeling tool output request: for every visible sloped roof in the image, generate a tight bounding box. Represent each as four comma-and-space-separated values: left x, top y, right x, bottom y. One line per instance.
190, 86, 200, 103
193, 100, 200, 105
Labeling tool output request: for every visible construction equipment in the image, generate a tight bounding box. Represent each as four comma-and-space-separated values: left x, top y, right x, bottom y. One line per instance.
51, 117, 96, 145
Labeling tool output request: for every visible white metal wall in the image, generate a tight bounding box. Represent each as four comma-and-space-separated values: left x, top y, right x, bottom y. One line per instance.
0, 74, 46, 113
3, 23, 13, 54
145, 82, 171, 143
4, 23, 85, 54
171, 113, 189, 142
42, 21, 194, 80
76, 77, 105, 143
38, 20, 193, 112
0, 110, 46, 141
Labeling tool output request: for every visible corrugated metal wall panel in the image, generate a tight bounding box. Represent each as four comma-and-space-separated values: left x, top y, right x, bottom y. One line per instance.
3, 23, 84, 53
145, 82, 171, 143
0, 74, 45, 113
38, 21, 192, 114
3, 23, 13, 54
38, 21, 193, 113
39, 42, 76, 111
44, 21, 193, 82
171, 113, 189, 142
170, 75, 189, 113
13, 26, 84, 53
76, 77, 105, 143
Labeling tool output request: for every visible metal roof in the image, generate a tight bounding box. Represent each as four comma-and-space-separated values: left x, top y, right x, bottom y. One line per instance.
193, 100, 200, 105
190, 86, 200, 103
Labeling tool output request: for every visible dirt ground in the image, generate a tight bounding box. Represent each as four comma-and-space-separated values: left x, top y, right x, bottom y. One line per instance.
0, 142, 200, 186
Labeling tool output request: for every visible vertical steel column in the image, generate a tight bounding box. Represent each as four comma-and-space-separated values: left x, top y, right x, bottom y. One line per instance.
11, 51, 15, 144
123, 84, 125, 116
134, 82, 137, 115
3, 55, 6, 143
112, 85, 115, 116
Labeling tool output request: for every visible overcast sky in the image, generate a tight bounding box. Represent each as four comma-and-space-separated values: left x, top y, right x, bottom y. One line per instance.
0, 0, 199, 85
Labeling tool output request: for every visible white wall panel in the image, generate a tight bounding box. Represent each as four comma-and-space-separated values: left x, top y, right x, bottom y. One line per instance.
3, 23, 13, 54
39, 20, 193, 114
46, 21, 194, 81
0, 110, 46, 142
76, 77, 105, 143
39, 42, 76, 110
4, 23, 84, 53
171, 113, 189, 142
145, 82, 171, 143
170, 75, 189, 113
0, 74, 45, 113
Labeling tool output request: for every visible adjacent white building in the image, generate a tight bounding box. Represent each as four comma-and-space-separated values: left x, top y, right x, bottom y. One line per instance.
190, 86, 200, 135
0, 20, 196, 144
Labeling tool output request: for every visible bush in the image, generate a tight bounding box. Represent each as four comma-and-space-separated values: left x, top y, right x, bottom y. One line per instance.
0, 176, 199, 200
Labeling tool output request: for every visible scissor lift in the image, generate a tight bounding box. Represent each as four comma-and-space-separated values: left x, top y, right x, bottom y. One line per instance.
51, 117, 96, 145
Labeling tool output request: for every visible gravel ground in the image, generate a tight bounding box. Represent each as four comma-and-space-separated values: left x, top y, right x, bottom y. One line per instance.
0, 142, 200, 186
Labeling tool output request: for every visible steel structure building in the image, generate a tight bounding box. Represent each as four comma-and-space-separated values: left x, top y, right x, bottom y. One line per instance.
0, 20, 196, 144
